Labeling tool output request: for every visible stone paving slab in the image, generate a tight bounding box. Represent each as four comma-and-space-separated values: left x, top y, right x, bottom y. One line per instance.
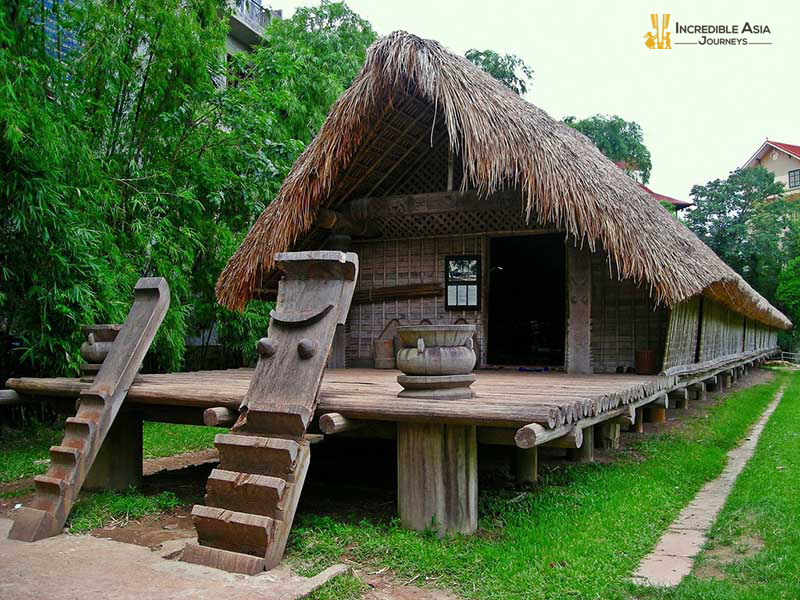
0, 518, 346, 600
631, 386, 785, 588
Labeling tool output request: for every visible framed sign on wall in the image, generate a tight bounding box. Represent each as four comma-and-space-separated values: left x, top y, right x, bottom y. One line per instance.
445, 255, 481, 310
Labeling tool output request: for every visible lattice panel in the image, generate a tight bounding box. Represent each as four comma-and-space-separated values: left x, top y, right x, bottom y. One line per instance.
372, 206, 542, 239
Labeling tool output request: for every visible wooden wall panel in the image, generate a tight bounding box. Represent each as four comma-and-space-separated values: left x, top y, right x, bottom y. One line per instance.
589, 252, 669, 373
348, 235, 485, 367
662, 297, 701, 370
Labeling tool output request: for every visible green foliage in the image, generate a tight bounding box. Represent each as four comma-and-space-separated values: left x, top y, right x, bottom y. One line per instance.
564, 114, 653, 183
465, 48, 533, 95
685, 167, 791, 304
0, 0, 374, 376
777, 257, 800, 349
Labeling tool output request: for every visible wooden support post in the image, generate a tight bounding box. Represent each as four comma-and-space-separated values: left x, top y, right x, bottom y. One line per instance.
397, 423, 477, 536
689, 382, 706, 402
565, 244, 592, 374
669, 389, 689, 410
597, 422, 620, 449
704, 375, 718, 392
635, 407, 645, 433
569, 426, 594, 462
721, 371, 732, 389
645, 405, 667, 424
84, 411, 143, 492
515, 447, 538, 484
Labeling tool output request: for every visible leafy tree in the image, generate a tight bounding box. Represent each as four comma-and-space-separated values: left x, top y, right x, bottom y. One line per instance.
0, 0, 374, 376
465, 49, 533, 95
777, 257, 800, 349
564, 114, 653, 184
684, 167, 791, 302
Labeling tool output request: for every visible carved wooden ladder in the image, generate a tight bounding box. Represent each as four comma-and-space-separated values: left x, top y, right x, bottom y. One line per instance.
181, 251, 358, 574
8, 278, 170, 542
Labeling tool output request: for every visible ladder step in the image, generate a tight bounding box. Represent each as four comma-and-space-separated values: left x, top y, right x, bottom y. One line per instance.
49, 445, 80, 467
215, 434, 301, 481
238, 406, 312, 437
192, 505, 277, 556
181, 542, 265, 575
33, 475, 68, 497
65, 416, 96, 437
205, 469, 287, 519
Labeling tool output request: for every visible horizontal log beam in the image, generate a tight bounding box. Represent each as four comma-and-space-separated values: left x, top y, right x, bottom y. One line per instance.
0, 389, 29, 406
347, 189, 520, 220
203, 407, 237, 427
315, 207, 378, 237
318, 412, 362, 434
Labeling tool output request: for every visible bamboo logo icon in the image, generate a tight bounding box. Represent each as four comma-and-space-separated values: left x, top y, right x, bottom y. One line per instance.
645, 14, 671, 49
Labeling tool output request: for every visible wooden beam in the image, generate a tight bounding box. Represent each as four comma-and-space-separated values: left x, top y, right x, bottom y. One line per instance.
314, 207, 378, 238
543, 426, 583, 449
318, 412, 363, 434
347, 189, 519, 221
565, 243, 592, 375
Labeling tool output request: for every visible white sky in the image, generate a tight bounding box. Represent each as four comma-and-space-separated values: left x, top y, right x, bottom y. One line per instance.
273, 0, 800, 202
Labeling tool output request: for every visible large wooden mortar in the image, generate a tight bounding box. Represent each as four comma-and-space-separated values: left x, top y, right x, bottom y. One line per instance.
395, 325, 476, 399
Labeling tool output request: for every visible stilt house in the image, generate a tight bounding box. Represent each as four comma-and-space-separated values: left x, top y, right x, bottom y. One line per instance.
217, 31, 789, 375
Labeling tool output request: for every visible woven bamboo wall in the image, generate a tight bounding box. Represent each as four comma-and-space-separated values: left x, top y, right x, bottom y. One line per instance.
589, 252, 669, 373
347, 235, 485, 366
697, 299, 777, 362
662, 297, 701, 370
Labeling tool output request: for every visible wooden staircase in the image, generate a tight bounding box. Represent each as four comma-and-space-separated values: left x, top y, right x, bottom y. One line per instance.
8, 278, 170, 542
181, 251, 358, 574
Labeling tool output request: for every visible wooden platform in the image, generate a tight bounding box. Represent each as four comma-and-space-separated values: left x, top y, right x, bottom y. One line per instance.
8, 368, 673, 429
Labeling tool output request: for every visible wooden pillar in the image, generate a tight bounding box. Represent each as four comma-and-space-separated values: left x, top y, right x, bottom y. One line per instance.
645, 405, 666, 424
515, 447, 538, 484
669, 389, 689, 410
569, 426, 594, 462
597, 422, 620, 449
689, 382, 706, 402
635, 407, 645, 433
566, 244, 592, 374
721, 372, 732, 389
85, 411, 143, 491
397, 423, 477, 536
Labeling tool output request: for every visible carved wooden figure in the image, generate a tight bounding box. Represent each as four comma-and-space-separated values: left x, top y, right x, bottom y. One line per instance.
182, 251, 358, 574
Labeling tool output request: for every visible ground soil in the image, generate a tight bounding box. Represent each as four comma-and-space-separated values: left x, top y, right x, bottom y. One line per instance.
694, 533, 765, 580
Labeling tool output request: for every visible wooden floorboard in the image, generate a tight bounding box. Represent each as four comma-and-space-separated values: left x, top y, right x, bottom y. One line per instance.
6, 369, 675, 428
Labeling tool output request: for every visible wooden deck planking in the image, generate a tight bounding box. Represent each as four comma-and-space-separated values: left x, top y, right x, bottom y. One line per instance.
6, 369, 672, 429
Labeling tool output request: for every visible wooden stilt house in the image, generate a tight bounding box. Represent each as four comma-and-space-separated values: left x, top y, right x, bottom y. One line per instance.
217, 31, 790, 375
5, 31, 791, 570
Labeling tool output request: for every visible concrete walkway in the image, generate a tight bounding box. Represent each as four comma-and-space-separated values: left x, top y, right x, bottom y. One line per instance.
632, 385, 785, 587
0, 518, 346, 599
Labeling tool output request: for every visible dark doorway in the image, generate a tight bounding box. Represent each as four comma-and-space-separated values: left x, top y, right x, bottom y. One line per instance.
487, 235, 566, 366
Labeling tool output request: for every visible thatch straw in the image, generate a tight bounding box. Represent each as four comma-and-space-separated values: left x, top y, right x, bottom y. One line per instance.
216, 31, 790, 330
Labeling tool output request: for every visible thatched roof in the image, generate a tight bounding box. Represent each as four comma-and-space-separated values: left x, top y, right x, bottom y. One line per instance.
216, 31, 790, 330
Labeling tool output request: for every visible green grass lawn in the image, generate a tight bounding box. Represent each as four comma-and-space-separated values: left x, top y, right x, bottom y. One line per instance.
637, 371, 800, 599
296, 372, 794, 600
